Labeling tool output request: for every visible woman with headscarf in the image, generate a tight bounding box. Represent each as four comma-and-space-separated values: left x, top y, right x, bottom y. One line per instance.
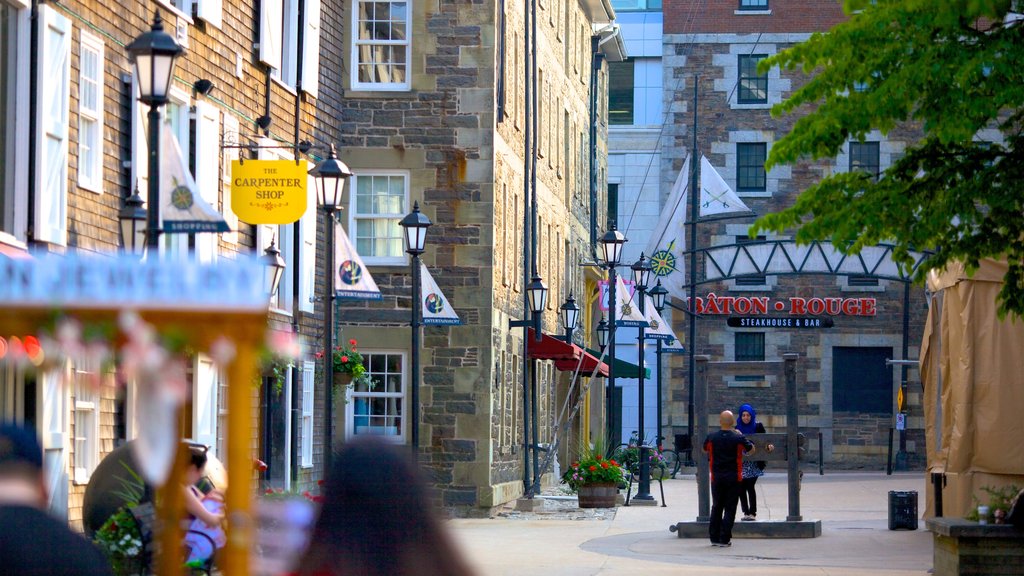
736, 403, 772, 521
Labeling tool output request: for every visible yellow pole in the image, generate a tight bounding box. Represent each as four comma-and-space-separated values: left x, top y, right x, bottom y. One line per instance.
224, 341, 256, 576
156, 439, 187, 576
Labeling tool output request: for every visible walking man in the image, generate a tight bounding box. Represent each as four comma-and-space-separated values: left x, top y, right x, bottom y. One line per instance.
703, 410, 755, 547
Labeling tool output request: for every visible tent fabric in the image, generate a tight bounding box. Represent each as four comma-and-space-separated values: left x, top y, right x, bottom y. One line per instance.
552, 355, 609, 377
526, 330, 609, 377
584, 347, 650, 380
921, 259, 1024, 517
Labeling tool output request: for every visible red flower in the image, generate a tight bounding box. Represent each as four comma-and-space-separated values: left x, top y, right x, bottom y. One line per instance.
314, 351, 324, 359
589, 465, 597, 471
317, 479, 325, 486
601, 462, 609, 469
596, 454, 603, 461
265, 488, 274, 495
340, 355, 349, 363
349, 339, 358, 347
610, 459, 618, 466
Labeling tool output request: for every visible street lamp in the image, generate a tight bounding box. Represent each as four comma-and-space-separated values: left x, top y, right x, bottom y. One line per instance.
599, 223, 627, 447
630, 253, 654, 503
400, 201, 432, 457
126, 12, 183, 250
309, 145, 353, 469
560, 294, 579, 343
596, 316, 609, 351
649, 280, 668, 459
261, 237, 286, 299
526, 275, 548, 342
118, 186, 147, 257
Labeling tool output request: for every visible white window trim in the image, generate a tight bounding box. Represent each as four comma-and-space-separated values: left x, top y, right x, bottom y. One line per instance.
192, 354, 219, 453
343, 350, 406, 443
350, 0, 412, 92
72, 375, 98, 485
256, 140, 297, 314
300, 361, 314, 468
348, 170, 409, 266
154, 0, 195, 26
77, 30, 104, 194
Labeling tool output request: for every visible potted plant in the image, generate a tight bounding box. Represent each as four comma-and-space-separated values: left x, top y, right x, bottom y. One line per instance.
94, 505, 145, 576
560, 440, 625, 508
316, 338, 370, 391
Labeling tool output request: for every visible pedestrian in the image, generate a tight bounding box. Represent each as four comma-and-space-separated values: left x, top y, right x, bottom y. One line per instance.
292, 436, 476, 576
182, 443, 225, 566
736, 403, 773, 521
703, 410, 755, 547
0, 421, 114, 575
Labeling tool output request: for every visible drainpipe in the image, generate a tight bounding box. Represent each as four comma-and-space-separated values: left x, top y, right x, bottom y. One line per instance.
588, 36, 604, 251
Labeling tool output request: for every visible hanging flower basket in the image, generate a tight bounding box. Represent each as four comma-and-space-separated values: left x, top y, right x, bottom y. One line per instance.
577, 482, 619, 508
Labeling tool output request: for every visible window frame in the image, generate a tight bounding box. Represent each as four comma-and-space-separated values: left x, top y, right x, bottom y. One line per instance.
348, 170, 409, 266
350, 0, 411, 91
738, 0, 768, 10
77, 30, 104, 193
737, 54, 768, 104
72, 365, 99, 484
736, 142, 766, 192
608, 59, 635, 126
300, 361, 314, 467
734, 331, 765, 362
849, 141, 880, 180
345, 351, 406, 442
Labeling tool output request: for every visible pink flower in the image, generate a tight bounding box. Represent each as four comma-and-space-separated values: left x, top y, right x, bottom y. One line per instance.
340, 356, 349, 363
349, 339, 358, 348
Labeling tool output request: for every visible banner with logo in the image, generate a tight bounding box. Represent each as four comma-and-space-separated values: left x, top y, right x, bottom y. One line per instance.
643, 294, 678, 341
614, 276, 648, 327
334, 221, 382, 300
230, 159, 308, 225
160, 125, 230, 233
420, 263, 461, 326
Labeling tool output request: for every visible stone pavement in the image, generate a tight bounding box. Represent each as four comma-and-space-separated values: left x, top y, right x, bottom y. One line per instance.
447, 471, 933, 576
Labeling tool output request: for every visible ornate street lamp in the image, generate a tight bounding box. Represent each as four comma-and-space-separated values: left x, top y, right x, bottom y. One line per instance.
560, 294, 579, 343
261, 237, 286, 299
650, 280, 669, 460
127, 12, 183, 250
650, 281, 668, 314
596, 316, 609, 351
631, 253, 655, 503
400, 202, 432, 458
599, 222, 627, 447
309, 145, 353, 470
118, 186, 147, 257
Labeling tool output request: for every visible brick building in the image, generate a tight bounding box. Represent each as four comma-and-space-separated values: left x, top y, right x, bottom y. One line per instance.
622, 0, 928, 469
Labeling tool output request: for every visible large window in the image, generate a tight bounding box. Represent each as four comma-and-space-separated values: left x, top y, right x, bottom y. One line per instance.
352, 0, 410, 90
736, 143, 766, 191
78, 31, 104, 193
608, 60, 634, 125
351, 172, 407, 264
735, 332, 765, 361
73, 364, 99, 484
738, 54, 768, 104
348, 352, 405, 439
849, 141, 880, 180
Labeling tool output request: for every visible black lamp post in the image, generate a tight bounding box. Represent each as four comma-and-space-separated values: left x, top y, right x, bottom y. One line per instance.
599, 223, 627, 446
261, 237, 286, 299
596, 316, 609, 352
126, 12, 183, 250
630, 253, 654, 502
118, 186, 147, 257
560, 294, 579, 343
309, 144, 353, 470
400, 202, 432, 458
525, 273, 547, 493
649, 280, 668, 457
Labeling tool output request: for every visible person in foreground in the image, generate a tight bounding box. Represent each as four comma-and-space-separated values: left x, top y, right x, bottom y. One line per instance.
736, 403, 772, 521
292, 436, 476, 576
0, 421, 114, 575
703, 410, 755, 547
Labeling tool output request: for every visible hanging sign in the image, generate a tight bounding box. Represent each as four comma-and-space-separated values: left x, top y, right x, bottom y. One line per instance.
231, 160, 308, 224
420, 263, 461, 325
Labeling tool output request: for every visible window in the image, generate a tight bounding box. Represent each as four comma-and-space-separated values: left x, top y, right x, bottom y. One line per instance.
735, 235, 767, 286
849, 141, 880, 180
735, 332, 765, 361
736, 143, 766, 191
78, 32, 104, 193
847, 275, 879, 287
258, 222, 295, 312
348, 352, 405, 439
193, 354, 219, 455
738, 54, 768, 104
350, 172, 407, 264
1, 2, 30, 239
608, 60, 634, 125
73, 364, 99, 484
260, 0, 319, 92
608, 183, 618, 225
217, 366, 229, 460
301, 361, 314, 467
739, 0, 768, 9
352, 0, 410, 91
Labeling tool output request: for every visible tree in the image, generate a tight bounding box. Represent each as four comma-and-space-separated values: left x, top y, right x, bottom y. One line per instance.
752, 0, 1024, 316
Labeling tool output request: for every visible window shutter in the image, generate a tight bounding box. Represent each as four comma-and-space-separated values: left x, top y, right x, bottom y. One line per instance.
259, 0, 283, 70
194, 101, 221, 263
221, 114, 239, 244
299, 163, 317, 312
34, 5, 70, 246
300, 0, 322, 98
196, 0, 223, 29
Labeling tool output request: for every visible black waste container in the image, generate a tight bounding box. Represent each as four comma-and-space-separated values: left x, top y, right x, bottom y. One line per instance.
888, 490, 918, 530
674, 434, 692, 465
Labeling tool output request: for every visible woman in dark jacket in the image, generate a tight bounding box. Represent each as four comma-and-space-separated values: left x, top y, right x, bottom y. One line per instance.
736, 403, 771, 521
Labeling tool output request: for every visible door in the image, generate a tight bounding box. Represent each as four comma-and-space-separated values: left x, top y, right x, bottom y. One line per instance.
832, 346, 893, 414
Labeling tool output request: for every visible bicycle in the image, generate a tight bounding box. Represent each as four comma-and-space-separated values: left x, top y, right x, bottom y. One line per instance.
657, 436, 683, 479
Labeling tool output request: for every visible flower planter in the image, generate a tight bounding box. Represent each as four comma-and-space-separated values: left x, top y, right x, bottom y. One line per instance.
577, 482, 619, 508
333, 372, 353, 388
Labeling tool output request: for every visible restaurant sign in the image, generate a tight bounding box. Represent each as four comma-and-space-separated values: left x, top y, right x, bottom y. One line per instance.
231, 160, 308, 224
692, 293, 876, 316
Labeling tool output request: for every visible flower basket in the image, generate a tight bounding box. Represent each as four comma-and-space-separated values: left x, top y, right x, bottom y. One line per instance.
333, 372, 353, 389
577, 482, 619, 508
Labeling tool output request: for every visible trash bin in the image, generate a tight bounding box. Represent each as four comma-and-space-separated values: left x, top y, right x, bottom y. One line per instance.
888, 490, 918, 530
674, 434, 692, 464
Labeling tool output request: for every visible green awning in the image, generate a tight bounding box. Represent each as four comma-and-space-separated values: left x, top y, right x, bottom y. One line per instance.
585, 348, 651, 379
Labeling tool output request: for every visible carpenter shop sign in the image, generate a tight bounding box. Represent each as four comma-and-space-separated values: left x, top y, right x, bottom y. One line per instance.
692, 293, 876, 317
231, 160, 307, 224
728, 317, 834, 328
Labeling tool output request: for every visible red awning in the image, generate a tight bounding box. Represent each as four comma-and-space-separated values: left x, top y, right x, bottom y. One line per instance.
527, 329, 609, 377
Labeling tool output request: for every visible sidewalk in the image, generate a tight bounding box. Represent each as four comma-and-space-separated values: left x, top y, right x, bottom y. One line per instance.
447, 471, 933, 576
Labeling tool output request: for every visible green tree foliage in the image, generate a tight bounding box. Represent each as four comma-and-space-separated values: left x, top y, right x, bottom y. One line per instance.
752, 0, 1024, 316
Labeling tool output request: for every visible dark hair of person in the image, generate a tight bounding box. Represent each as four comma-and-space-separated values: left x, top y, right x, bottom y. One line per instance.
187, 443, 209, 471
294, 437, 475, 576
